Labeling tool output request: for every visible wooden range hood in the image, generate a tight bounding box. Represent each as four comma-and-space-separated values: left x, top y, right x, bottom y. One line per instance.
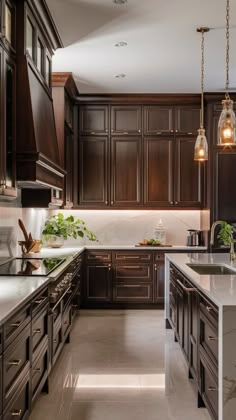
16, 0, 65, 191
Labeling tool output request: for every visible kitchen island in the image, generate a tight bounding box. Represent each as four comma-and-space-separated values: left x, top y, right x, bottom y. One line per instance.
165, 253, 236, 420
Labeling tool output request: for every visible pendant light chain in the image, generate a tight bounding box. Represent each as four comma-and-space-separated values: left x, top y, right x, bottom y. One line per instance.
200, 30, 205, 129
225, 0, 230, 98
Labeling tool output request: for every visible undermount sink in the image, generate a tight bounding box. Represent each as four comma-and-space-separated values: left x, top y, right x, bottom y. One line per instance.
187, 263, 236, 275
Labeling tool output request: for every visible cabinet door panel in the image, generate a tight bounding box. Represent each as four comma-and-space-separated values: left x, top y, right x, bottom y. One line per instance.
111, 137, 142, 206
175, 106, 200, 134
144, 106, 173, 134
85, 265, 111, 302
64, 128, 74, 206
113, 283, 153, 302
175, 137, 201, 207
189, 290, 198, 380
154, 262, 164, 303
144, 137, 174, 206
214, 152, 236, 222
79, 136, 108, 206
80, 105, 108, 134
111, 106, 141, 134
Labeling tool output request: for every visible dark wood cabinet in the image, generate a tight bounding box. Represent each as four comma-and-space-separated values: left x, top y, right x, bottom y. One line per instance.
111, 136, 142, 206
175, 137, 202, 207
85, 264, 112, 303
111, 106, 141, 134
52, 72, 79, 208
175, 106, 200, 134
144, 106, 174, 135
153, 261, 165, 303
79, 136, 109, 206
80, 105, 108, 135
214, 151, 236, 222
3, 371, 30, 420
199, 353, 218, 420
189, 289, 198, 382
144, 137, 174, 206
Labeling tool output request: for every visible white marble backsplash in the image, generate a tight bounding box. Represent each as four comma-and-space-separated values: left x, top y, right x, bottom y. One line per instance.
0, 207, 204, 254
46, 209, 202, 247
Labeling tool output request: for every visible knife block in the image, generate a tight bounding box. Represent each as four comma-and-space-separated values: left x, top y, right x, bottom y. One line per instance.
18, 240, 41, 256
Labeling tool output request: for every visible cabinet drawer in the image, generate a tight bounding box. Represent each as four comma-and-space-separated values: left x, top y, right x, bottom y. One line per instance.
86, 251, 111, 262
32, 288, 49, 317
3, 326, 30, 408
32, 306, 49, 356
52, 323, 63, 366
113, 252, 152, 262
113, 283, 153, 302
3, 371, 30, 420
114, 265, 152, 281
62, 306, 72, 341
32, 343, 49, 403
200, 311, 218, 367
0, 328, 2, 353
200, 296, 218, 326
200, 354, 218, 420
4, 305, 30, 350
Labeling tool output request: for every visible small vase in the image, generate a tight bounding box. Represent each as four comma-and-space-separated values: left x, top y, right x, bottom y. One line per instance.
44, 235, 64, 248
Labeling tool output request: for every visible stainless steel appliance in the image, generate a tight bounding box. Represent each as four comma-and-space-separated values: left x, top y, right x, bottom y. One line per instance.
186, 229, 201, 246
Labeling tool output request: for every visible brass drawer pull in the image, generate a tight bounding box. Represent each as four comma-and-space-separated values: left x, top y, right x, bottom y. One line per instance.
33, 328, 42, 334
11, 409, 22, 416
207, 336, 218, 341
66, 290, 72, 294
206, 306, 213, 312
10, 321, 23, 328
33, 297, 47, 305
53, 339, 57, 343
176, 279, 195, 292
208, 386, 217, 392
123, 256, 139, 259
33, 368, 42, 374
121, 266, 142, 269
8, 359, 21, 366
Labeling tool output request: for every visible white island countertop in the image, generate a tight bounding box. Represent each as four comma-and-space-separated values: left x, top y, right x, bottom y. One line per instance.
165, 252, 236, 307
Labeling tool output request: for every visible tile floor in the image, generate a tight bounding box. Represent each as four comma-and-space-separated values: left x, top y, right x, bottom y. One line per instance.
29, 310, 210, 420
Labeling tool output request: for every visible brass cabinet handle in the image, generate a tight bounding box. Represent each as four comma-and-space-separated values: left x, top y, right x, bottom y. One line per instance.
53, 339, 57, 343
11, 409, 22, 416
66, 290, 72, 294
206, 306, 214, 312
170, 201, 174, 205
33, 297, 47, 305
33, 368, 42, 374
138, 129, 141, 133
10, 321, 23, 328
208, 386, 217, 392
108, 264, 112, 271
33, 328, 42, 334
175, 201, 178, 204
8, 359, 22, 366
111, 201, 114, 205
207, 336, 218, 341
105, 201, 108, 205
176, 279, 195, 292
154, 264, 157, 271
90, 131, 96, 134
124, 256, 139, 260
121, 266, 142, 269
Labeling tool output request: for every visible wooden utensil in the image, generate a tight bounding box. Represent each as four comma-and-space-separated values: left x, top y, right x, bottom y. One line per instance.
18, 219, 29, 242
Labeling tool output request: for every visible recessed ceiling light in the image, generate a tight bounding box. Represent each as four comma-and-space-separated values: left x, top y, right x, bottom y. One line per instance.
114, 42, 128, 47
114, 74, 126, 78
113, 0, 127, 4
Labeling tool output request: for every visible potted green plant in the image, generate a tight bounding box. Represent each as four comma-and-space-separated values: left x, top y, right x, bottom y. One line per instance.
42, 213, 97, 247
218, 221, 236, 262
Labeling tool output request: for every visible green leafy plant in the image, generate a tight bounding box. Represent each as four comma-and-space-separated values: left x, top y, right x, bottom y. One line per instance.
42, 213, 97, 241
217, 221, 236, 246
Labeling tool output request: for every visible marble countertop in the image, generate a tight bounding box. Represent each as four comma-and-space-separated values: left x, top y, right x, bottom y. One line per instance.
0, 275, 50, 326
166, 252, 236, 307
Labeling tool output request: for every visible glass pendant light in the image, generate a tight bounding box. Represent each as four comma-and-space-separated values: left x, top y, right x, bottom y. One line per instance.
194, 27, 209, 162
218, 0, 236, 146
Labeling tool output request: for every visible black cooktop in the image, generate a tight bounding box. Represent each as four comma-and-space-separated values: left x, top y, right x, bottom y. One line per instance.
0, 258, 65, 276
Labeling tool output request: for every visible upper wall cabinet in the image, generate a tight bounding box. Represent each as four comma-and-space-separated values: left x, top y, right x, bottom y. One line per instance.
144, 106, 174, 135
111, 106, 142, 135
2, 0, 16, 53
79, 105, 108, 135
175, 106, 200, 135
144, 105, 200, 136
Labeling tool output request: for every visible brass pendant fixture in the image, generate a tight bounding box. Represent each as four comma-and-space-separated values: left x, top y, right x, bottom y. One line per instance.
218, 0, 236, 146
194, 27, 209, 162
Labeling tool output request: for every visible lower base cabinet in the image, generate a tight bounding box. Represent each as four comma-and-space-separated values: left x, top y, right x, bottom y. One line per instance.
32, 339, 50, 405
169, 263, 218, 420
3, 371, 30, 420
113, 283, 153, 302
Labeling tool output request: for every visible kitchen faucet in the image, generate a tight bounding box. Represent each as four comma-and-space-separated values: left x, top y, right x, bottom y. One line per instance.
210, 220, 223, 247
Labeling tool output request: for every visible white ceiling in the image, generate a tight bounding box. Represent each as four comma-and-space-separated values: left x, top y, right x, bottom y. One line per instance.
46, 0, 236, 94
